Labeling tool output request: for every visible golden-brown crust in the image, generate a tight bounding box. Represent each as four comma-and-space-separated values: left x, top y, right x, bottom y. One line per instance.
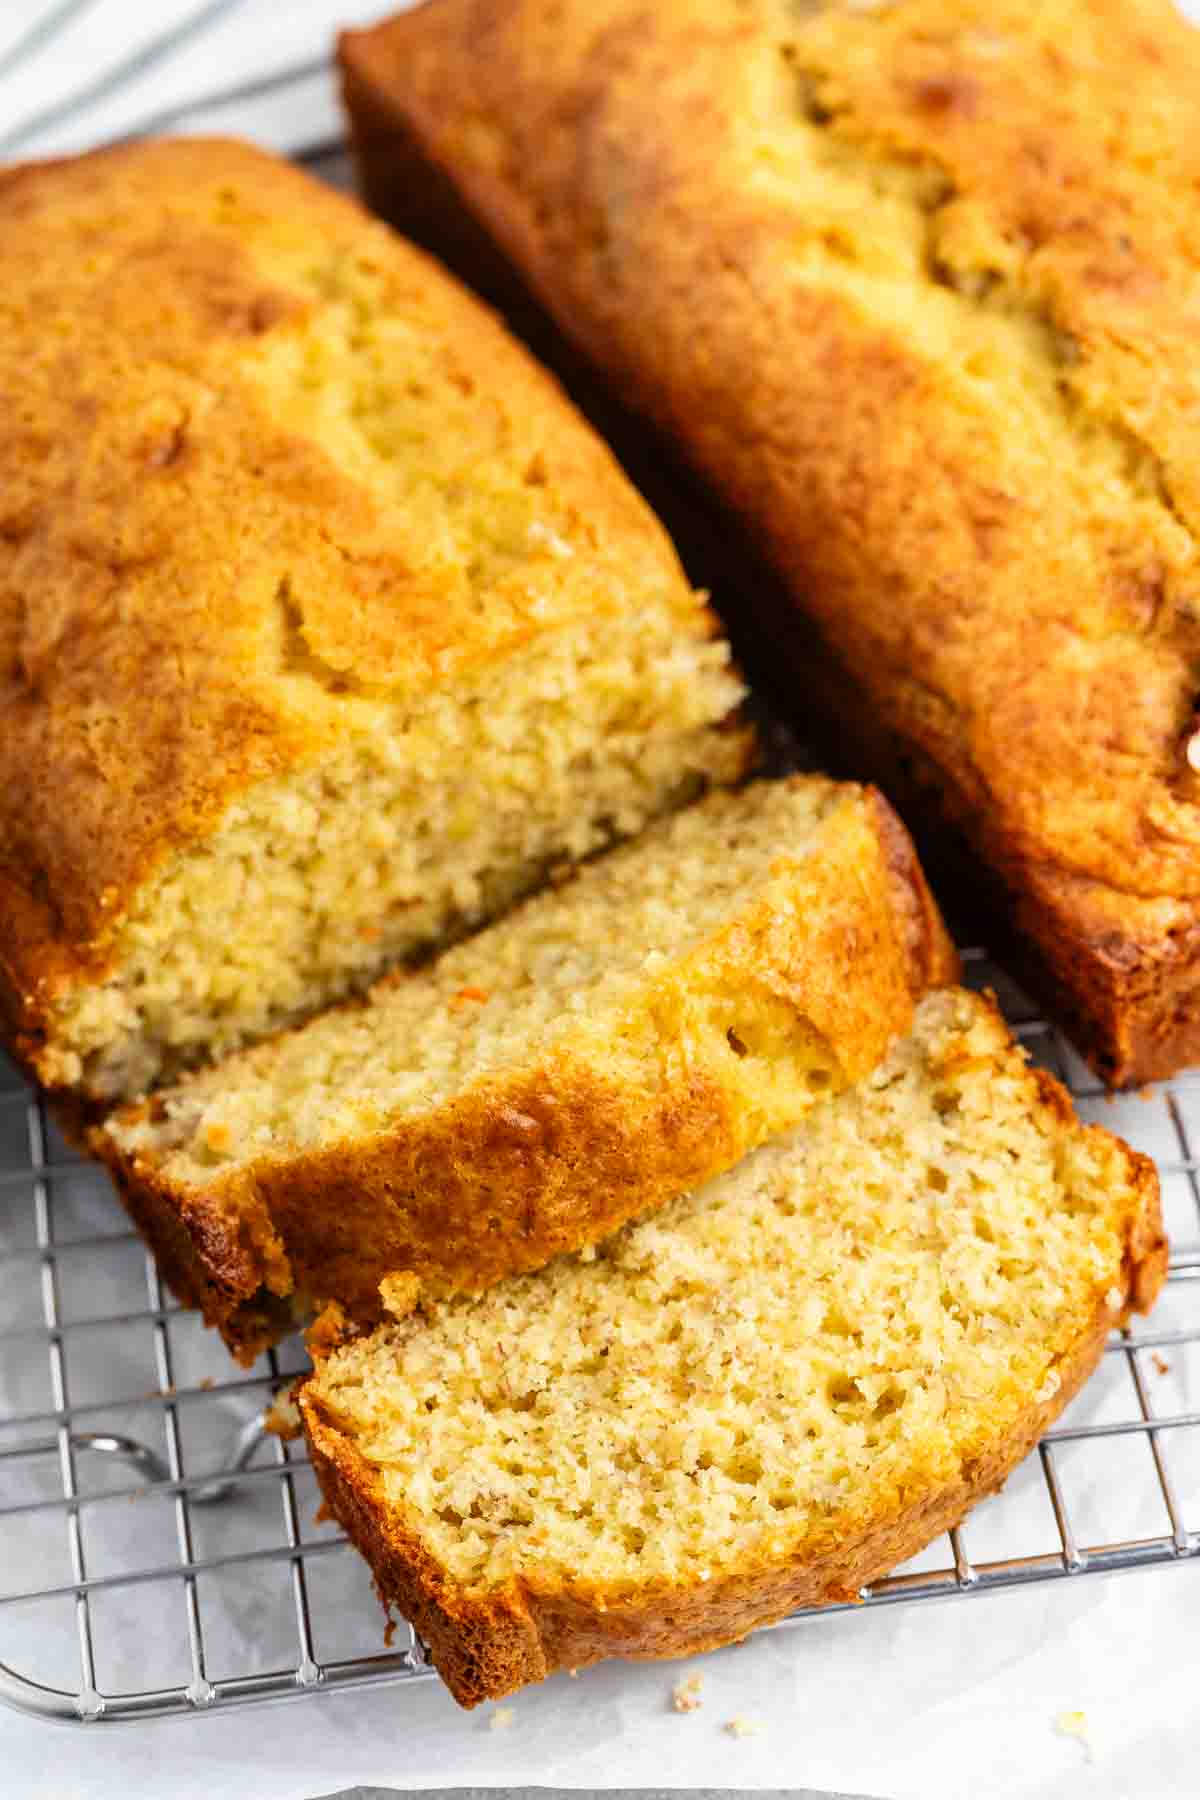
339, 0, 1200, 1085
805, 644, 1200, 1084
300, 1119, 1166, 1707
727, 618, 1200, 1084
865, 788, 959, 998
0, 135, 718, 1093
93, 780, 950, 1359
741, 620, 1200, 1085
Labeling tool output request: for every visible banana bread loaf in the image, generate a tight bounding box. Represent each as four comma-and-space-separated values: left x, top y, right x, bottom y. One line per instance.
301, 986, 1166, 1706
340, 0, 1200, 1084
0, 136, 745, 1106
96, 777, 954, 1359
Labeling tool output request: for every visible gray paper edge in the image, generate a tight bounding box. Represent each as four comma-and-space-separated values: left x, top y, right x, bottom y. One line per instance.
309, 1788, 887, 1800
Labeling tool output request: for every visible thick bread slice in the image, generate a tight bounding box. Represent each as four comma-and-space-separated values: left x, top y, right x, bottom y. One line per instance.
0, 136, 745, 1106
300, 988, 1166, 1707
339, 0, 1200, 1085
96, 777, 953, 1360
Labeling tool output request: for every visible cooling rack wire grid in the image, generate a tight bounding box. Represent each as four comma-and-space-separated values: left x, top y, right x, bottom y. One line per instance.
2, 943, 1199, 1725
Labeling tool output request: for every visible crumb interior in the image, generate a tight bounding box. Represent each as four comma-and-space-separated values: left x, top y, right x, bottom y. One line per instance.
110, 778, 842, 1175
53, 610, 741, 1100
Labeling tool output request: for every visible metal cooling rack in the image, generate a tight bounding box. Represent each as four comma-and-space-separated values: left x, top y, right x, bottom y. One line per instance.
1, 946, 1199, 1726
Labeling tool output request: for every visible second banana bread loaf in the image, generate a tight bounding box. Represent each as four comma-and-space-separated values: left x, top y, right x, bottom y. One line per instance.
341, 0, 1200, 1084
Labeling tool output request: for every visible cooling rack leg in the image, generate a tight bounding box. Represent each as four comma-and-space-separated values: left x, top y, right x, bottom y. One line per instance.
266, 1347, 321, 1689
189, 1413, 272, 1506
1039, 1441, 1084, 1572
1124, 1334, 1190, 1556
28, 1096, 104, 1721
143, 1252, 215, 1707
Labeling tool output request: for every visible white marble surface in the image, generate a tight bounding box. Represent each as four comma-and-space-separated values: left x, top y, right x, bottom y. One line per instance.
2, 4, 1200, 1796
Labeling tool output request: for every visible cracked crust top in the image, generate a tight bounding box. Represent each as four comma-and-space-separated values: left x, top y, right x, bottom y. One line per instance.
0, 136, 711, 1045
341, 0, 1200, 1079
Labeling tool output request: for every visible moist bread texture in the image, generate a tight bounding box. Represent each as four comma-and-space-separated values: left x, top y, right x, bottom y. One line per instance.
340, 0, 1200, 1085
0, 137, 745, 1106
301, 987, 1166, 1706
96, 778, 954, 1360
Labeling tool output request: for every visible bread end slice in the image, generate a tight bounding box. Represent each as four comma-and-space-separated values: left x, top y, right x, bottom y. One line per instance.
300, 988, 1165, 1706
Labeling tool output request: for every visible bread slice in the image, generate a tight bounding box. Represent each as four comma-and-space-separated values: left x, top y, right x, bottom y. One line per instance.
300, 987, 1166, 1707
95, 777, 953, 1360
0, 137, 745, 1107
339, 0, 1200, 1085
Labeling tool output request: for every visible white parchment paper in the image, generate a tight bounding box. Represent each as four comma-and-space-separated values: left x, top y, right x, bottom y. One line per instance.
2, 1547, 1198, 1800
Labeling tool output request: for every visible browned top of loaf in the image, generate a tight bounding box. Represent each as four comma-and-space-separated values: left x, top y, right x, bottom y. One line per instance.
343, 0, 1200, 917
0, 136, 704, 1011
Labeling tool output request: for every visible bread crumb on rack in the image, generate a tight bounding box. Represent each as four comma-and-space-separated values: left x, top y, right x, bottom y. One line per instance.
1152, 1353, 1171, 1376
263, 1389, 302, 1440
489, 1706, 515, 1731
1054, 1709, 1094, 1762
725, 1715, 762, 1739
671, 1673, 704, 1713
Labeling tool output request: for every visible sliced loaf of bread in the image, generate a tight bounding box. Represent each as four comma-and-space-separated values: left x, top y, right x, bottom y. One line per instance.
0, 138, 745, 1107
96, 777, 953, 1359
301, 987, 1166, 1706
